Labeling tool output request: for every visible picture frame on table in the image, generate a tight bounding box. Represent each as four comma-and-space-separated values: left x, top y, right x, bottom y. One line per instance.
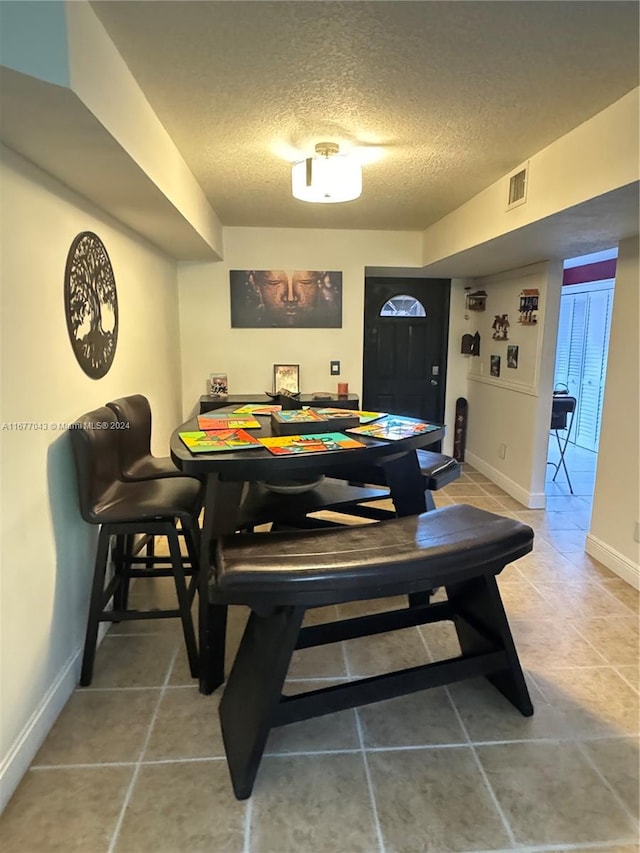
273, 364, 300, 394
208, 372, 229, 397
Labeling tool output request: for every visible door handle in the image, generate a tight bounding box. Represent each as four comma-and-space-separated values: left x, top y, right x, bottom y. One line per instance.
430, 379, 438, 386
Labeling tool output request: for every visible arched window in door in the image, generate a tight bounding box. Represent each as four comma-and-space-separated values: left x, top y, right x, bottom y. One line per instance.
379, 295, 426, 317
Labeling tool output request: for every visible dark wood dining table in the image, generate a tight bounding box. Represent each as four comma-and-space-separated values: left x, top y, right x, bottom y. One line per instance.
170, 405, 446, 693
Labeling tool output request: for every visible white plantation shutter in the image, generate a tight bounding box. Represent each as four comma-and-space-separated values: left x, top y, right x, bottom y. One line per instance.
575, 289, 613, 450
553, 283, 614, 452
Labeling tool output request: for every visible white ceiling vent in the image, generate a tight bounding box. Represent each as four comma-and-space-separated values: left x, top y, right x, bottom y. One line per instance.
506, 161, 529, 210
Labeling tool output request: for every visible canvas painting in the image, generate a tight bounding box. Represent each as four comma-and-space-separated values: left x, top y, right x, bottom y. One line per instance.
230, 270, 342, 328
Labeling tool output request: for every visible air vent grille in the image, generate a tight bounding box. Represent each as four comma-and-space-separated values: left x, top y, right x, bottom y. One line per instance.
506, 162, 529, 210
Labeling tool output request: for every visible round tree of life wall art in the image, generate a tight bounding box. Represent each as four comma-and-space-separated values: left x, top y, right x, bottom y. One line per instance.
64, 231, 119, 379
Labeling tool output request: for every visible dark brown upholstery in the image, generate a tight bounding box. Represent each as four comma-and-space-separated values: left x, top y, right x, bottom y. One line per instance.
210, 504, 534, 799
69, 407, 202, 686
105, 394, 185, 481
322, 449, 461, 524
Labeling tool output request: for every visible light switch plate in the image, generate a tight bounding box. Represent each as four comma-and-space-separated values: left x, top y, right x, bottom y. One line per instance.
330, 360, 340, 375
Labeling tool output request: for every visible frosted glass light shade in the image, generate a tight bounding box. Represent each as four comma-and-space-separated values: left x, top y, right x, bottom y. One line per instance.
291, 153, 362, 203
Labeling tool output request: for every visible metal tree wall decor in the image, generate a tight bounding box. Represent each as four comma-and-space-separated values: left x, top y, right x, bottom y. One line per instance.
64, 231, 118, 378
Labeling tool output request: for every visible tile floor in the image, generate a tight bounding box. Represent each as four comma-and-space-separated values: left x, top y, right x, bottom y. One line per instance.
2, 462, 638, 853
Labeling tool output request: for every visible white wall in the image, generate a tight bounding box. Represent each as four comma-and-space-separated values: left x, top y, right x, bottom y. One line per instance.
587, 235, 640, 587
0, 145, 183, 808
462, 262, 563, 507
177, 226, 425, 416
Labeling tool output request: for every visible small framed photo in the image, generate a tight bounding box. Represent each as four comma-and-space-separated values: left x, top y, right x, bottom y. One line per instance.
490, 355, 501, 377
273, 363, 300, 394
507, 345, 519, 369
208, 372, 228, 397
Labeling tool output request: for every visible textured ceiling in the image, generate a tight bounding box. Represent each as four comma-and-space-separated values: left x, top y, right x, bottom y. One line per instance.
90, 1, 638, 231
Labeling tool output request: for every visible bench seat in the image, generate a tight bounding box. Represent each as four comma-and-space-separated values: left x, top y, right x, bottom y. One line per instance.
209, 504, 535, 799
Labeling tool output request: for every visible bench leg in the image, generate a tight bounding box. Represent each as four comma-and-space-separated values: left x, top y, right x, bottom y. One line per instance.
447, 574, 533, 716
219, 605, 305, 799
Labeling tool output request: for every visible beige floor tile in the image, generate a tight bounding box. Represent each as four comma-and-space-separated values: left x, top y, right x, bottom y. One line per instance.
509, 619, 608, 668
615, 664, 640, 692
344, 625, 428, 676
598, 578, 640, 613
499, 581, 557, 620
532, 581, 633, 619
477, 482, 509, 497
250, 753, 378, 853
573, 616, 640, 666
357, 687, 467, 748
532, 666, 639, 737
144, 686, 225, 760
581, 737, 640, 820
368, 746, 511, 852
494, 495, 529, 511
450, 496, 506, 511
537, 529, 588, 553
514, 550, 605, 584
419, 620, 462, 661
34, 688, 160, 766
464, 471, 492, 483
433, 493, 454, 507
441, 482, 488, 497
266, 679, 359, 753
113, 761, 245, 853
563, 550, 620, 579
477, 740, 638, 846
90, 634, 178, 688
287, 640, 348, 678
536, 511, 583, 530
0, 766, 133, 853
448, 676, 568, 742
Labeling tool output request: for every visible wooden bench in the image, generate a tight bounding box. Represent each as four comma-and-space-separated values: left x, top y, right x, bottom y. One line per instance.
209, 503, 534, 798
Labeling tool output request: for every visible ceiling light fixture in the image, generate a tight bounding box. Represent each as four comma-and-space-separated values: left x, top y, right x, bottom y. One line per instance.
291, 142, 362, 203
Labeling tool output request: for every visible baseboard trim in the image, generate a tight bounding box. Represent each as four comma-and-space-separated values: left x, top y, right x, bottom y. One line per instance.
0, 650, 80, 813
465, 452, 545, 509
585, 534, 640, 590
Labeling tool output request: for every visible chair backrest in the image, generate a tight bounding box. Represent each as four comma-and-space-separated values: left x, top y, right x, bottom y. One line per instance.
105, 394, 153, 472
68, 407, 123, 523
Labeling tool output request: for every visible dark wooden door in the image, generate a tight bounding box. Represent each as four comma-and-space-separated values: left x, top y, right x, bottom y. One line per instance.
362, 278, 450, 422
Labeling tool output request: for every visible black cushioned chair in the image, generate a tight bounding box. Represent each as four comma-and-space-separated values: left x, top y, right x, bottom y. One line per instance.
69, 407, 202, 686
338, 449, 461, 520
211, 503, 534, 798
105, 394, 186, 481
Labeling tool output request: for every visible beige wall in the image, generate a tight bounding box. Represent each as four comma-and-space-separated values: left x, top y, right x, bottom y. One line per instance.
177, 226, 424, 414
588, 235, 640, 586
462, 262, 563, 507
0, 146, 183, 807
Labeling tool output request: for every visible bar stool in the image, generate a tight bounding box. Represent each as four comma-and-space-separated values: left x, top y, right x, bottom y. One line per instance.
105, 394, 187, 481
69, 407, 202, 686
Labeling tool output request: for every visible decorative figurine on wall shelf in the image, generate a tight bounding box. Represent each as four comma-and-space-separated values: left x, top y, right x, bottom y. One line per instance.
465, 290, 487, 312
518, 289, 539, 325
492, 314, 510, 340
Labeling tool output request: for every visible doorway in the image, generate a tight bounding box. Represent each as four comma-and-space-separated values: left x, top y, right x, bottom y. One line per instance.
362, 277, 450, 422
547, 250, 616, 501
